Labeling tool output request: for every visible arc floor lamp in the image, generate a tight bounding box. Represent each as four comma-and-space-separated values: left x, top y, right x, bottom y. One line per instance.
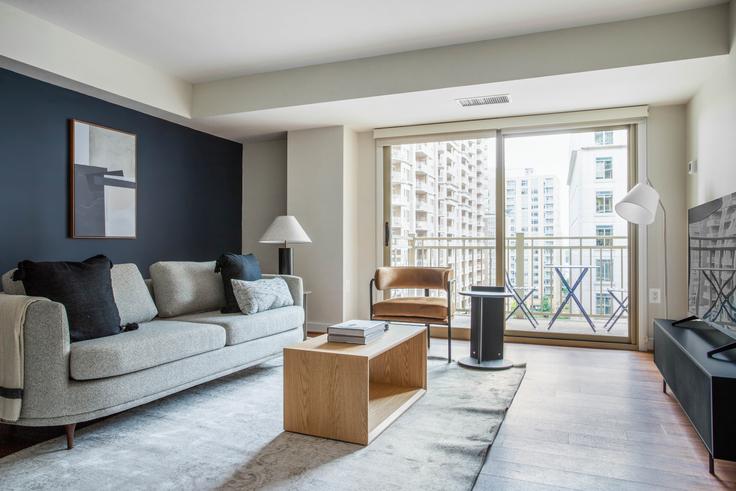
615, 181, 668, 319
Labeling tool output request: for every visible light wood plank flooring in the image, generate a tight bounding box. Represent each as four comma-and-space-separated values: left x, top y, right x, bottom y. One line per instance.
421, 340, 736, 490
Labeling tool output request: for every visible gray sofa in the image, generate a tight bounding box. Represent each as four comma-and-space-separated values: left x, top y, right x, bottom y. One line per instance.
0, 260, 304, 448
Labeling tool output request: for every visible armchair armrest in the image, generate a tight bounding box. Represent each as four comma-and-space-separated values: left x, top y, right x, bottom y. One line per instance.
263, 274, 303, 307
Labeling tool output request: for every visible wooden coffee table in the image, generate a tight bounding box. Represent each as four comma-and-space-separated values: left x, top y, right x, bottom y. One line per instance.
283, 324, 427, 445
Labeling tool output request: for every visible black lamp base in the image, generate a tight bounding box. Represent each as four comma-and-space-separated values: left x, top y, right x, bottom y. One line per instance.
279, 248, 293, 275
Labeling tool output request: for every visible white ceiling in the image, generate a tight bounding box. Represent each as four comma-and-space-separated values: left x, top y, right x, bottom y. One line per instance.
191, 56, 725, 140
4, 0, 726, 83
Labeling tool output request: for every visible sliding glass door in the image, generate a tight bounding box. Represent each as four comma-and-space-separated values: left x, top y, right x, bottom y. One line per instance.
382, 125, 637, 346
384, 135, 498, 315
502, 127, 635, 343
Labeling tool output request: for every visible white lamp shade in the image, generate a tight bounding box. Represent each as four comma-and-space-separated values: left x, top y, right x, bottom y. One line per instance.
615, 182, 660, 225
259, 215, 312, 244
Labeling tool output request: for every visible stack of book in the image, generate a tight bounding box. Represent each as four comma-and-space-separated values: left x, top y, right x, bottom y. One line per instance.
327, 320, 386, 345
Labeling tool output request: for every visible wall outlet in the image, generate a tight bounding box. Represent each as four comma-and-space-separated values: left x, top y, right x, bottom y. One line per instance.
649, 288, 661, 304
688, 160, 698, 174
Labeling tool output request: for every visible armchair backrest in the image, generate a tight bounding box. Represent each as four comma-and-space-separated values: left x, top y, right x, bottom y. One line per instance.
374, 267, 452, 291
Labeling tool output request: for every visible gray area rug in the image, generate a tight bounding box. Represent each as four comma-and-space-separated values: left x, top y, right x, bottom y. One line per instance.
0, 357, 525, 490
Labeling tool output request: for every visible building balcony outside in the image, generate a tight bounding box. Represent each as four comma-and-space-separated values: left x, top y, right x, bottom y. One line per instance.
390, 233, 629, 338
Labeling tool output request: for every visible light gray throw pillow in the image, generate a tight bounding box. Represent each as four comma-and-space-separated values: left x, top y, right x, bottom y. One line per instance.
111, 264, 158, 325
231, 277, 294, 315
150, 261, 225, 317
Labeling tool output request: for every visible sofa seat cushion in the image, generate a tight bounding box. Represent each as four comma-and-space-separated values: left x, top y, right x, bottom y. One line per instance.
372, 296, 448, 321
174, 306, 304, 346
70, 320, 226, 381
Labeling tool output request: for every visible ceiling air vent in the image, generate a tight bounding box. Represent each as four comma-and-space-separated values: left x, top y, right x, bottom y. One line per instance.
456, 94, 511, 107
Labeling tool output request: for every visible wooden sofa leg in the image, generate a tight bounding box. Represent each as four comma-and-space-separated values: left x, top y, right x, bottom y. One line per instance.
65, 423, 76, 450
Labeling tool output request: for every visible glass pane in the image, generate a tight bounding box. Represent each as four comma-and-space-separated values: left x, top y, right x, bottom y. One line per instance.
388, 137, 497, 314
504, 129, 630, 339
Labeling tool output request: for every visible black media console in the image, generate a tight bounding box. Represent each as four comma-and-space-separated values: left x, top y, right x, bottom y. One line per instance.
654, 319, 736, 474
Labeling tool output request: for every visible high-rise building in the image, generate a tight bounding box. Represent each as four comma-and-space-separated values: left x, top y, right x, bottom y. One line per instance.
505, 168, 562, 303
567, 129, 629, 316
389, 139, 495, 299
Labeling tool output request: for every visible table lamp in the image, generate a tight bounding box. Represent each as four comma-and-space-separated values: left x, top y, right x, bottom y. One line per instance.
259, 216, 311, 275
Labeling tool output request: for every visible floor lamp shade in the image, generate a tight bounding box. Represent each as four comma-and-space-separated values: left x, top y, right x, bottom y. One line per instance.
615, 182, 659, 225
259, 216, 311, 275
615, 181, 668, 318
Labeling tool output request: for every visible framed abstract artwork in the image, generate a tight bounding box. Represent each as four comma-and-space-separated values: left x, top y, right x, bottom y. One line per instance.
69, 119, 137, 239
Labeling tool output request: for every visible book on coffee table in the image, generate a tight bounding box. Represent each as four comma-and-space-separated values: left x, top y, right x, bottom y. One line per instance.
327, 331, 385, 344
327, 320, 386, 337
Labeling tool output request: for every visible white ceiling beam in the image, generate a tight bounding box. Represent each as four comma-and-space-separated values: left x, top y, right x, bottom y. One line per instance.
192, 4, 730, 118
0, 2, 192, 118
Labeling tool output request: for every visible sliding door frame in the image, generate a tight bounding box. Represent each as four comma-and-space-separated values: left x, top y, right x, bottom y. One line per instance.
378, 120, 643, 350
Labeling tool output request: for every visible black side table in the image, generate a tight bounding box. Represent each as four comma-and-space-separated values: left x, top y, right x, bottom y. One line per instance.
458, 287, 514, 370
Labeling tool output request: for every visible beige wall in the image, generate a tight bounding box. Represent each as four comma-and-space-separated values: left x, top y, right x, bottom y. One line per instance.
287, 126, 345, 329
645, 105, 689, 348
687, 0, 736, 208
242, 139, 287, 274
342, 128, 360, 320
355, 131, 378, 319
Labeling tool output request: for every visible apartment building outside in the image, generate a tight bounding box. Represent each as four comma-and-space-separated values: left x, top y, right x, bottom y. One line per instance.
389, 139, 495, 301
567, 129, 630, 317
505, 168, 562, 305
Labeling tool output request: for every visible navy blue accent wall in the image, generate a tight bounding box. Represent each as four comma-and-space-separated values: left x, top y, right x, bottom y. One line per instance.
0, 68, 242, 275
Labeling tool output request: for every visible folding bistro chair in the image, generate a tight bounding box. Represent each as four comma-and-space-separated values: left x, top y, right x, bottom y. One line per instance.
504, 272, 539, 328
604, 288, 629, 332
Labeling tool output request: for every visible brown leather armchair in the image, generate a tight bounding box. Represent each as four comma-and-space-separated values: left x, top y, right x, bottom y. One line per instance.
369, 266, 454, 362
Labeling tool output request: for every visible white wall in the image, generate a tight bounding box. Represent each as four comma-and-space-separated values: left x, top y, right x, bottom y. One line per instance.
342, 128, 360, 320
287, 127, 345, 329
356, 132, 378, 319
646, 105, 689, 348
687, 0, 736, 208
242, 139, 287, 273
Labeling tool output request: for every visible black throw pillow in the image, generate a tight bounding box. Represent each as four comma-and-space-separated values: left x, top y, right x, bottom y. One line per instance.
215, 253, 262, 313
13, 255, 122, 342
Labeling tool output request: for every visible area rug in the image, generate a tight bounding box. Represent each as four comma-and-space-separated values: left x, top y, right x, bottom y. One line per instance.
0, 356, 525, 490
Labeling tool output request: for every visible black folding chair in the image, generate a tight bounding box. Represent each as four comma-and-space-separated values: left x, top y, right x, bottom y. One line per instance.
505, 272, 539, 328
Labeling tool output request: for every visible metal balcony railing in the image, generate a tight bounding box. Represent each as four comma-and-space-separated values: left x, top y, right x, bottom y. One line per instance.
391, 233, 629, 322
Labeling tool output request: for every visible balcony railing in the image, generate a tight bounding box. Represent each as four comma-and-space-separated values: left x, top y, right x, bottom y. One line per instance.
391, 234, 629, 324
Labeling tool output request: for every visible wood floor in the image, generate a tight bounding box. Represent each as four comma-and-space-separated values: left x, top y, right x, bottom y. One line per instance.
450, 341, 736, 490
2, 339, 736, 491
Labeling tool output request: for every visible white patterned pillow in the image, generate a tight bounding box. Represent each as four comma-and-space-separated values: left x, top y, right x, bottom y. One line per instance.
231, 277, 294, 315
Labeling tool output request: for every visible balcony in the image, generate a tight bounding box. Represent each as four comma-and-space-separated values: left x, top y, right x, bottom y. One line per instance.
391, 233, 629, 337
415, 180, 434, 193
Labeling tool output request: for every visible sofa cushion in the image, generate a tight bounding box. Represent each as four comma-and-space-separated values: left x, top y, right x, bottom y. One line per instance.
149, 261, 225, 317
1, 270, 25, 295
174, 306, 303, 346
70, 320, 226, 380
111, 264, 158, 325
215, 253, 262, 313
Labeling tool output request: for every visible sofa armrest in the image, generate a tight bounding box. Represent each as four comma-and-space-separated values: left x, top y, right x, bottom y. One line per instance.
263, 274, 303, 307
20, 299, 72, 418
